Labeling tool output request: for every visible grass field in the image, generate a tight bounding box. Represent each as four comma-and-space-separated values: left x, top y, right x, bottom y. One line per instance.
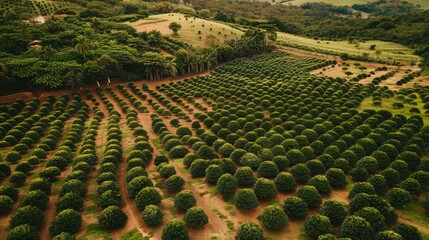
127, 13, 243, 48
277, 32, 420, 65
279, 0, 429, 8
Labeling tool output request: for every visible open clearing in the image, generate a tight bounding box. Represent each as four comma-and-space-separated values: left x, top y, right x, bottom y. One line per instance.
277, 32, 420, 64
127, 13, 243, 48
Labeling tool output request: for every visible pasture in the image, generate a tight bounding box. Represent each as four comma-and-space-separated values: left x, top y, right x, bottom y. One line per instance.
0, 52, 429, 240
127, 13, 243, 48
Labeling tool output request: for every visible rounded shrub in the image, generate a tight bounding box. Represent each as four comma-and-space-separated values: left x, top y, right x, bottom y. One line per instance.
234, 167, 256, 187
340, 216, 375, 240
10, 205, 44, 229
308, 175, 332, 195
159, 165, 176, 179
59, 179, 87, 198
296, 185, 322, 208
369, 174, 389, 195
240, 153, 262, 170
393, 223, 422, 240
274, 172, 296, 193
254, 178, 277, 200
259, 205, 288, 231
304, 214, 334, 239
174, 190, 196, 211
326, 168, 347, 188
10, 171, 27, 185
354, 207, 386, 232
56, 192, 84, 213
127, 176, 153, 199
135, 187, 161, 211
319, 200, 347, 225
235, 189, 259, 210
98, 206, 128, 230
21, 190, 48, 210
216, 173, 237, 196
205, 165, 224, 185
349, 182, 376, 199
387, 187, 412, 208
283, 196, 308, 219
164, 175, 185, 192
375, 230, 402, 240
235, 222, 265, 240
290, 163, 310, 183
98, 190, 123, 209
6, 151, 22, 163
257, 161, 279, 178
183, 206, 208, 228
142, 205, 163, 226
49, 209, 82, 236
6, 224, 38, 240
162, 219, 189, 240
0, 195, 13, 215
29, 178, 51, 195
190, 159, 209, 178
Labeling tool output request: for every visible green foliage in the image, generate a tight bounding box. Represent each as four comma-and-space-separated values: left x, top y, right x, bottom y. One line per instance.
174, 190, 196, 211
304, 214, 334, 239
56, 192, 84, 213
320, 200, 347, 225
308, 175, 332, 195
274, 172, 296, 193
49, 209, 82, 236
135, 187, 161, 211
259, 205, 288, 231
283, 196, 308, 219
98, 206, 128, 230
142, 205, 164, 227
235, 222, 265, 240
162, 220, 189, 240
340, 216, 375, 240
296, 185, 322, 208
216, 173, 237, 196
183, 206, 208, 228
355, 207, 386, 232
387, 187, 412, 208
257, 161, 279, 178
0, 195, 13, 215
10, 205, 44, 229
164, 175, 185, 192
235, 189, 259, 210
6, 224, 39, 240
393, 223, 422, 240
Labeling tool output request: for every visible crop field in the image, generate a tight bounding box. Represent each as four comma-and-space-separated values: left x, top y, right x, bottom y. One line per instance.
127, 14, 243, 48
277, 32, 420, 65
0, 52, 429, 240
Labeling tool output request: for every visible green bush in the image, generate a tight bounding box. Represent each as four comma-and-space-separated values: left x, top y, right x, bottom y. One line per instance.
320, 200, 347, 225
274, 172, 296, 193
286, 149, 306, 166
375, 230, 402, 240
125, 167, 147, 183
98, 190, 123, 209
6, 151, 22, 163
235, 189, 259, 210
169, 146, 189, 158
0, 195, 13, 215
21, 190, 48, 210
29, 178, 51, 195
290, 164, 311, 183
296, 185, 322, 208
6, 224, 39, 240
306, 160, 326, 175
259, 205, 288, 231
174, 190, 196, 211
240, 152, 262, 170
235, 222, 265, 240
154, 155, 169, 166
49, 209, 82, 236
304, 214, 334, 239
283, 196, 308, 219
257, 161, 279, 178
183, 206, 208, 228
39, 166, 61, 180
142, 205, 164, 227
234, 167, 256, 187
10, 205, 44, 229
393, 223, 422, 240
127, 176, 153, 199
326, 168, 347, 188
159, 165, 177, 179
205, 165, 224, 185
350, 167, 369, 182
52, 232, 75, 240
354, 207, 386, 232
216, 173, 237, 196
190, 159, 209, 178
59, 179, 87, 197
135, 187, 161, 211
10, 171, 27, 185
176, 126, 192, 137
308, 175, 332, 195
98, 206, 128, 230
387, 187, 412, 208
0, 186, 19, 201
340, 216, 375, 240
162, 219, 189, 240
349, 182, 375, 199
15, 161, 32, 173
398, 178, 421, 196
164, 175, 185, 192
56, 192, 84, 213
254, 178, 277, 200
369, 174, 389, 195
